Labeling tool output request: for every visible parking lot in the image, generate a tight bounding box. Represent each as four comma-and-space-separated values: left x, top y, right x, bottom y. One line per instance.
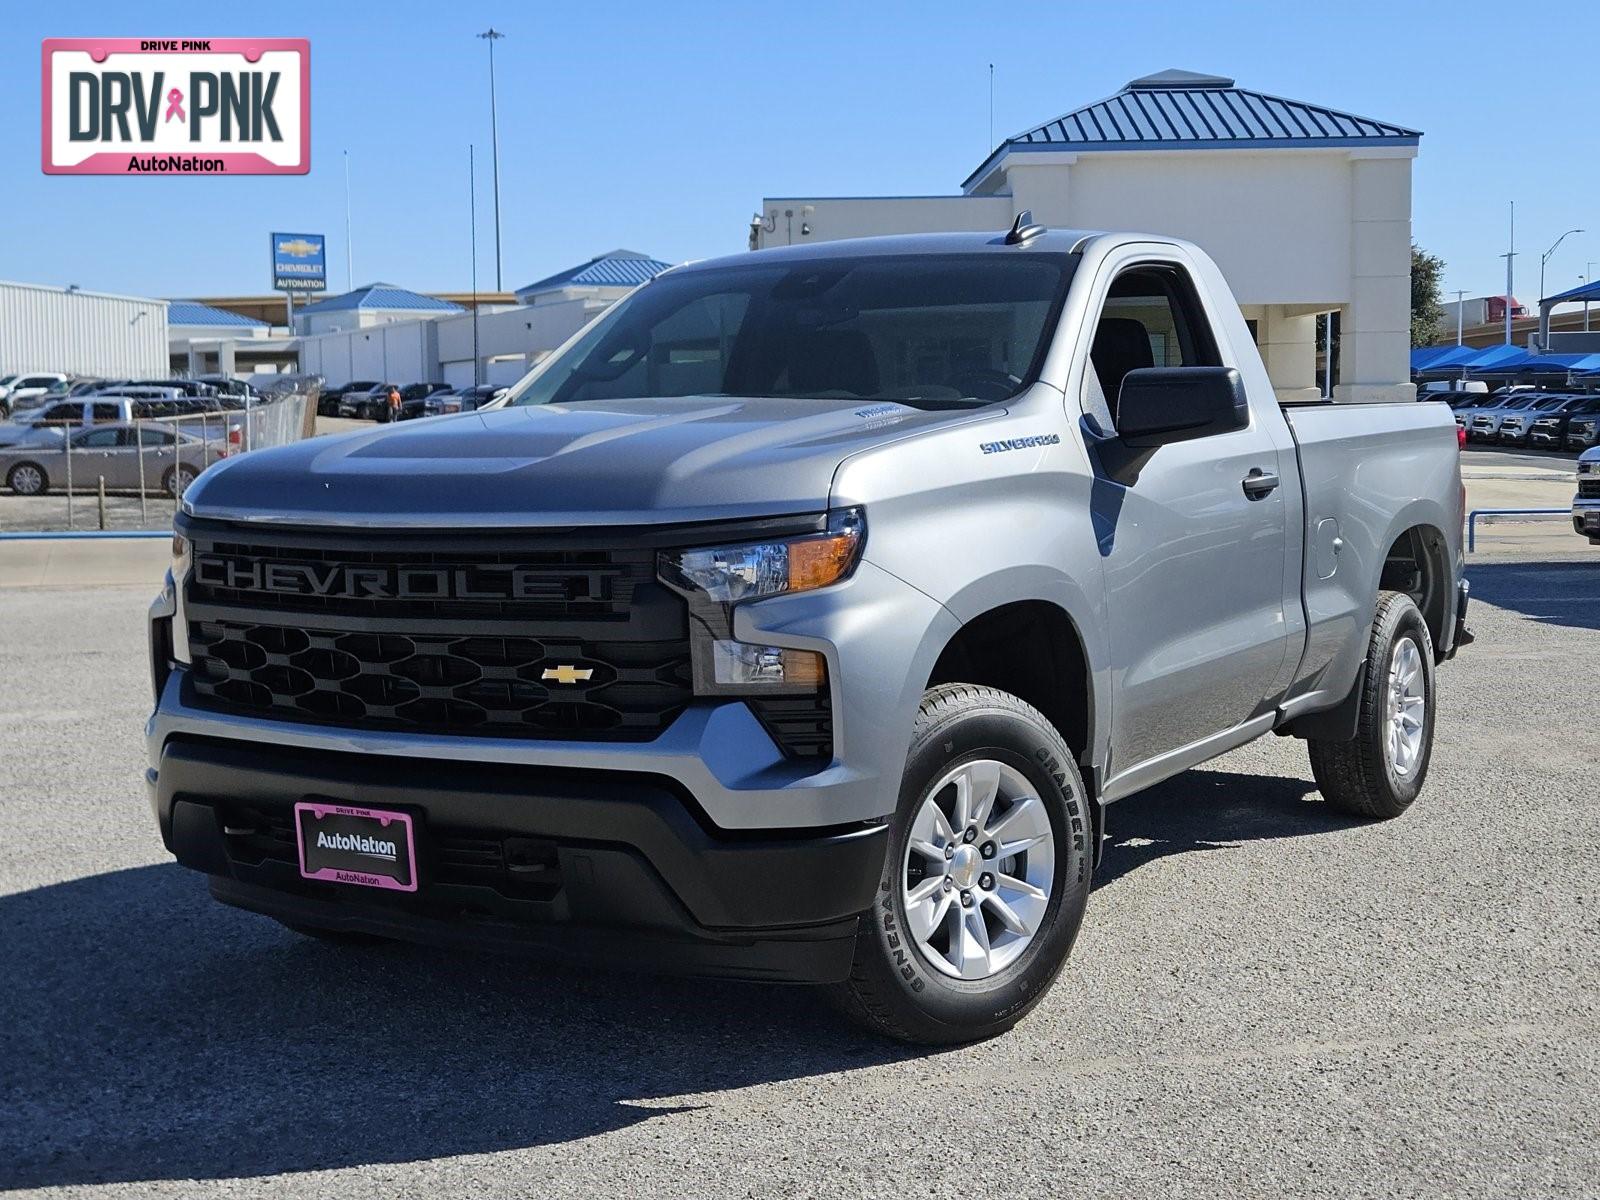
0, 543, 1595, 1197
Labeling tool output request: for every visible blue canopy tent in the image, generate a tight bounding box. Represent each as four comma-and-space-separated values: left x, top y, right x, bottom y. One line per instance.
1412, 345, 1481, 377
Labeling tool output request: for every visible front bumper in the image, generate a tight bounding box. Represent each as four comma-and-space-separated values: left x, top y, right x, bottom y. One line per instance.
151, 735, 887, 983
1575, 499, 1600, 541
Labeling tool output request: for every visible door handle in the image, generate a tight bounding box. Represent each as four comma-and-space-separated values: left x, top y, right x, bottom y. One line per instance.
1242, 468, 1280, 499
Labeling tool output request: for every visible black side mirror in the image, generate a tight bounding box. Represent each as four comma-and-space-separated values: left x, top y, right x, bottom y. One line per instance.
1116, 366, 1249, 448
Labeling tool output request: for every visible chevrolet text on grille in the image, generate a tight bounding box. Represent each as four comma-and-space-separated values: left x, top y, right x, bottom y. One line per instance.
193, 555, 617, 602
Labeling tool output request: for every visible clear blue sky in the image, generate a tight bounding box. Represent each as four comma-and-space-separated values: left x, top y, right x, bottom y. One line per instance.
7, 0, 1598, 305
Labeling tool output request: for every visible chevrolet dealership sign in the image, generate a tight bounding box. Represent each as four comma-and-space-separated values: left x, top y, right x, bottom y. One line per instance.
42, 38, 309, 175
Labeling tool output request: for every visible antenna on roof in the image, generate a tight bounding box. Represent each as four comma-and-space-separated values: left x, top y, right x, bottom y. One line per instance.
1005, 209, 1044, 245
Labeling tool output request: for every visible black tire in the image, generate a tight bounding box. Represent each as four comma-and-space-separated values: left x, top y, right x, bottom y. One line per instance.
833, 684, 1093, 1044
7, 461, 49, 496
280, 921, 389, 946
1308, 590, 1436, 819
161, 464, 198, 498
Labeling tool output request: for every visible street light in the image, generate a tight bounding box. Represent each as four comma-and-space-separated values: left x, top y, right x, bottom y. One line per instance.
1540, 228, 1583, 309
1452, 288, 1468, 346
477, 27, 506, 292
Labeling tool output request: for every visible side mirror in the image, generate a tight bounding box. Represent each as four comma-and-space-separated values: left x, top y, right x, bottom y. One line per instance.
1116, 367, 1249, 448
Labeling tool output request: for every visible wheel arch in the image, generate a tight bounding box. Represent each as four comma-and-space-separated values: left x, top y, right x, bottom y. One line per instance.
1377, 519, 1452, 659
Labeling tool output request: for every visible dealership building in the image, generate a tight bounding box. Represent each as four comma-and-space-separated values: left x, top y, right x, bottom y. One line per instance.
752, 69, 1421, 403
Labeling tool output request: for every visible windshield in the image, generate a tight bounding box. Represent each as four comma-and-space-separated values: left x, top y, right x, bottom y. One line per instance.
509, 253, 1074, 410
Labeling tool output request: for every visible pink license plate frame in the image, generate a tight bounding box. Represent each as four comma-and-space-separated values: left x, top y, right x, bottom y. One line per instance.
294, 801, 418, 893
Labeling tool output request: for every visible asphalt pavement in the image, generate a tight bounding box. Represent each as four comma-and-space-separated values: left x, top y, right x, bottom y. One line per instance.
0, 553, 1596, 1197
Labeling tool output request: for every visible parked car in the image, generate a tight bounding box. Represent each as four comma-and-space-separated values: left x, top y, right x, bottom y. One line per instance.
1468, 391, 1540, 442
122, 378, 218, 399
1, 421, 215, 497
15, 395, 226, 430
1497, 394, 1573, 446
193, 375, 260, 410
337, 382, 398, 420
1574, 450, 1600, 543
0, 373, 69, 416
395, 382, 453, 420
318, 380, 378, 417
150, 226, 1469, 1044
1566, 407, 1600, 451
1528, 395, 1600, 449
423, 384, 509, 416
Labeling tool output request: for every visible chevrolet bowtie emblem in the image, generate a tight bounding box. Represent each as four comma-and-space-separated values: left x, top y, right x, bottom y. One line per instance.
541, 665, 594, 685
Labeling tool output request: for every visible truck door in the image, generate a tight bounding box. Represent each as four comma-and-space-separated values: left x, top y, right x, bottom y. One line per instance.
1079, 254, 1292, 781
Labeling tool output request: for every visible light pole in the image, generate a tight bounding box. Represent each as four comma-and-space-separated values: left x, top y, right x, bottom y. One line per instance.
470, 144, 481, 388
1452, 288, 1468, 346
477, 28, 506, 292
343, 149, 354, 291
1585, 262, 1596, 333
1501, 201, 1516, 345
1538, 227, 1584, 347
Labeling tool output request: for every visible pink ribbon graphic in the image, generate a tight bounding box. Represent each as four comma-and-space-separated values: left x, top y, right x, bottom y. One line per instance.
164, 88, 185, 123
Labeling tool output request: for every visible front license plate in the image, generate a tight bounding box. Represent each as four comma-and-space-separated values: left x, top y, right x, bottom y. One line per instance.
295, 801, 417, 892
1586, 512, 1600, 530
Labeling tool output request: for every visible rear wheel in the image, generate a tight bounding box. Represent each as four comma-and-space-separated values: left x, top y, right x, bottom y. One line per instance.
7, 462, 48, 496
161, 464, 198, 498
1308, 591, 1436, 819
834, 684, 1093, 1044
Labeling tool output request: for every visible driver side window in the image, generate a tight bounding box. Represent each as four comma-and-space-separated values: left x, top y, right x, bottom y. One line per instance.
1082, 263, 1222, 432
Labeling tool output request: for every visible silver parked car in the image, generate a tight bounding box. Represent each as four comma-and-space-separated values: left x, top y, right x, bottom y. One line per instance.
1, 422, 216, 497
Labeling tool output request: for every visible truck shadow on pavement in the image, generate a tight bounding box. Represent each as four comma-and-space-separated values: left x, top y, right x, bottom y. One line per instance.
1464, 559, 1600, 632
0, 768, 1346, 1191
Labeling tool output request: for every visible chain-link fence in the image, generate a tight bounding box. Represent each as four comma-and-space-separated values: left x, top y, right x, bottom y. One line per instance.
0, 379, 319, 534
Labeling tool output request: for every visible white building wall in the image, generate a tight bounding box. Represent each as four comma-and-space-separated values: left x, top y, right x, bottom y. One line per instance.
295, 295, 610, 387
0, 280, 168, 376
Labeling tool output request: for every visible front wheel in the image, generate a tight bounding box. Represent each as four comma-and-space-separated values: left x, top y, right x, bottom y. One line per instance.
834, 684, 1093, 1044
1308, 590, 1436, 819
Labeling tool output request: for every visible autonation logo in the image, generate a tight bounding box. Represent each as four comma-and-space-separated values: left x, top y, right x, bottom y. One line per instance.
316, 831, 397, 861
42, 38, 309, 175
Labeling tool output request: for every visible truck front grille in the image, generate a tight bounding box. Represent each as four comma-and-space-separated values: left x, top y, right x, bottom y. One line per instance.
182, 523, 693, 741
190, 620, 692, 739
1579, 479, 1600, 499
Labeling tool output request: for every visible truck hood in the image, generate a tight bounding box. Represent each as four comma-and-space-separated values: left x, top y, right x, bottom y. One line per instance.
184, 395, 987, 527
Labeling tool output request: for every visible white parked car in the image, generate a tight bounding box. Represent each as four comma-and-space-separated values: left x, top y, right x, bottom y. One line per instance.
0, 373, 69, 416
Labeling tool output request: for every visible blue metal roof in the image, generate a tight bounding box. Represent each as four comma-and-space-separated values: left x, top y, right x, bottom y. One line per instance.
167, 300, 267, 328
965, 69, 1421, 189
1541, 278, 1600, 305
515, 250, 672, 298
296, 284, 464, 315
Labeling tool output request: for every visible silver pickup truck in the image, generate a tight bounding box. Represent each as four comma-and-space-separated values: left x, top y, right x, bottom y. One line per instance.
146, 224, 1469, 1043
1575, 448, 1600, 542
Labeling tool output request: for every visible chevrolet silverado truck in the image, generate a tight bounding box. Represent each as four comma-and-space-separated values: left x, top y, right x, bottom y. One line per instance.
1575, 448, 1600, 542
147, 223, 1470, 1043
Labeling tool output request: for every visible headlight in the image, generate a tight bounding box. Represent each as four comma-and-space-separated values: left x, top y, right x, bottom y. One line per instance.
171, 530, 190, 580
660, 508, 865, 603
659, 509, 864, 698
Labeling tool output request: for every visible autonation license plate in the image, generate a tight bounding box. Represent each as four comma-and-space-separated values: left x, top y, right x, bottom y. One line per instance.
1586, 511, 1600, 531
294, 801, 417, 892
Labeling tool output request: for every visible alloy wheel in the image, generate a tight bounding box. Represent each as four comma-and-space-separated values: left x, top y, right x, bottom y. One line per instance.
901, 758, 1055, 981
1385, 635, 1427, 778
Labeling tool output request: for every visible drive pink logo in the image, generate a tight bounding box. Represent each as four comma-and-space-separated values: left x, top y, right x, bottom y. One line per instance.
42, 38, 309, 175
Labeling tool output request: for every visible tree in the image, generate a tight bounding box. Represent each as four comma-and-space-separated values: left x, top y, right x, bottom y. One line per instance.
1411, 245, 1445, 347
